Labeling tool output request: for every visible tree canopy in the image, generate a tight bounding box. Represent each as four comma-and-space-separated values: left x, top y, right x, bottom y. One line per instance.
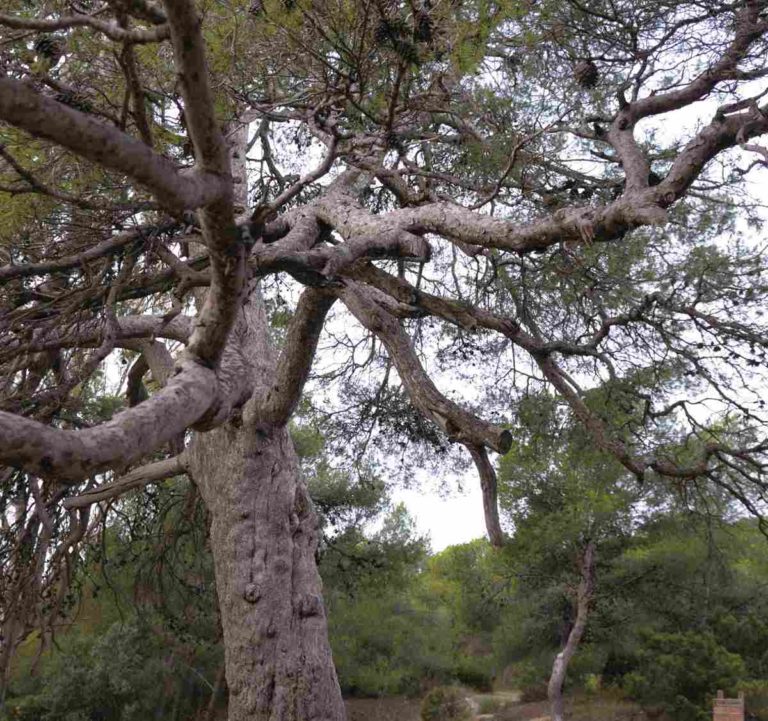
1, 0, 768, 718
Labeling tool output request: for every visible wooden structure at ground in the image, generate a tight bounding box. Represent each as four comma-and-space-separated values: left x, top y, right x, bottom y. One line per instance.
713, 690, 744, 721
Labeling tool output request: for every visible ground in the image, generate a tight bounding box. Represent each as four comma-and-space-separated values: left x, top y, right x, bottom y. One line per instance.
345, 697, 421, 721
344, 690, 653, 721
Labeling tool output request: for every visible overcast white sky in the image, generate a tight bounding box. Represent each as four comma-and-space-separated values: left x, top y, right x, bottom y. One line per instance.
395, 483, 486, 551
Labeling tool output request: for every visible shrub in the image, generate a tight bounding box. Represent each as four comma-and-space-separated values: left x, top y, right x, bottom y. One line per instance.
584, 673, 602, 695
329, 593, 455, 697
453, 657, 493, 692
520, 683, 549, 702
739, 680, 768, 721
1, 694, 49, 721
623, 631, 746, 721
477, 696, 503, 714
2, 618, 216, 721
420, 686, 473, 721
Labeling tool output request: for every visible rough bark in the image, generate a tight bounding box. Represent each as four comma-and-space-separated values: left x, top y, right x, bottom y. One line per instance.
187, 239, 343, 721
189, 421, 344, 721
0, 78, 223, 213
548, 541, 596, 721
0, 359, 216, 481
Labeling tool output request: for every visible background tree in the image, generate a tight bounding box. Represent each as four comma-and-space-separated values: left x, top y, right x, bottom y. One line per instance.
493, 418, 768, 721
1, 1, 768, 719
496, 390, 648, 721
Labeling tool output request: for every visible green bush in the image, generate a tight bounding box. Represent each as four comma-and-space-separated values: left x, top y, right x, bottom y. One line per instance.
329, 594, 455, 697
477, 696, 503, 714
623, 631, 746, 721
568, 644, 608, 685
453, 657, 493, 692
1, 694, 50, 721
2, 618, 216, 721
420, 686, 472, 721
584, 673, 602, 695
739, 680, 768, 721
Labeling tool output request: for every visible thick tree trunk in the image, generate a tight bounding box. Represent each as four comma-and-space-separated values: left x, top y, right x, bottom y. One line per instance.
547, 541, 596, 721
185, 116, 343, 721
189, 421, 345, 721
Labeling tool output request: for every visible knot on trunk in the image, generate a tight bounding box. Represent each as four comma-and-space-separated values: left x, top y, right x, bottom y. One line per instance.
297, 593, 324, 618
244, 582, 261, 603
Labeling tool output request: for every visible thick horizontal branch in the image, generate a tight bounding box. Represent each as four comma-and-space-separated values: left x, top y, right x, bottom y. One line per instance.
0, 79, 226, 213
318, 99, 768, 263
315, 180, 431, 275
0, 12, 170, 43
0, 314, 192, 361
383, 195, 668, 255
63, 453, 188, 508
360, 106, 768, 257
0, 357, 215, 482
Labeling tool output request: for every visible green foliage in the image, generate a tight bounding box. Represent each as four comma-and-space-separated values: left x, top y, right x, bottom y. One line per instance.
738, 680, 768, 721
490, 387, 768, 715
622, 632, 746, 721
453, 658, 493, 693
420, 686, 472, 721
329, 592, 455, 697
476, 694, 506, 714
584, 673, 602, 695
3, 620, 205, 721
424, 540, 507, 634
322, 498, 453, 698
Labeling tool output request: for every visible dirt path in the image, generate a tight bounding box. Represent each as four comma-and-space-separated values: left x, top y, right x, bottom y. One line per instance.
345, 691, 646, 721
345, 697, 421, 721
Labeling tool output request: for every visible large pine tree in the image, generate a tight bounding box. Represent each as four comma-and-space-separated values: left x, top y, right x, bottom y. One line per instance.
1, 1, 768, 718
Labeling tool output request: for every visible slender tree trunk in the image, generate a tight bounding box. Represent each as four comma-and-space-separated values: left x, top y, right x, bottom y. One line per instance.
547, 541, 596, 721
189, 421, 345, 721
0, 617, 20, 706
205, 664, 226, 721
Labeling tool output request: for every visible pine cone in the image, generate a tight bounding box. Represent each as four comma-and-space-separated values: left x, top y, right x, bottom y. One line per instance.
54, 89, 92, 113
374, 19, 393, 45
34, 35, 64, 66
574, 59, 599, 88
414, 9, 433, 44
